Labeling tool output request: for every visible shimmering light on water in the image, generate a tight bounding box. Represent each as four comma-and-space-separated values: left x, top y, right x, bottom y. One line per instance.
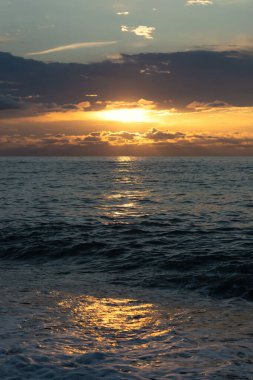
1, 266, 252, 379
59, 296, 159, 343
0, 157, 253, 378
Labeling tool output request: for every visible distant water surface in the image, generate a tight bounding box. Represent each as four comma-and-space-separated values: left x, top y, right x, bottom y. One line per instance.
0, 157, 252, 379
0, 156, 252, 300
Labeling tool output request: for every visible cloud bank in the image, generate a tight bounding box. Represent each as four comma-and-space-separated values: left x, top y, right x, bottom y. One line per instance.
0, 127, 252, 156
1, 50, 253, 111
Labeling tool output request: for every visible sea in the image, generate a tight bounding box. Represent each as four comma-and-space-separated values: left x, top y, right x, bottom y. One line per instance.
0, 157, 252, 379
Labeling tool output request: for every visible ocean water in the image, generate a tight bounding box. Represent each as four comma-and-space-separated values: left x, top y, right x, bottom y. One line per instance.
0, 157, 252, 379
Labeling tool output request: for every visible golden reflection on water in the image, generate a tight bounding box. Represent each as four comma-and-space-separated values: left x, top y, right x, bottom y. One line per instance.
59, 296, 157, 333
101, 195, 146, 219
58, 295, 173, 355
116, 156, 137, 162
100, 157, 150, 221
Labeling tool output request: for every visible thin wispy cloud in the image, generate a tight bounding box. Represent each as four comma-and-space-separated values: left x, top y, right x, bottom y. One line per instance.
187, 0, 213, 5
121, 25, 156, 39
116, 12, 129, 16
26, 41, 117, 56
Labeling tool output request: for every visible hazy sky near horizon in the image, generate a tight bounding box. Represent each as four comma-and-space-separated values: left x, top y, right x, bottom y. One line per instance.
1, 0, 253, 63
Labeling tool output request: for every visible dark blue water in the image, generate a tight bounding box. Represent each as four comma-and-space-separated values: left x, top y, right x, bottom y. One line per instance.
0, 157, 253, 300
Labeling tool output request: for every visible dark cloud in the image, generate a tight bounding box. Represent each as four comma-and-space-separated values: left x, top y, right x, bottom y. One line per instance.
187, 100, 232, 110
144, 128, 185, 140
1, 50, 253, 112
82, 136, 102, 143
105, 131, 137, 141
0, 95, 24, 110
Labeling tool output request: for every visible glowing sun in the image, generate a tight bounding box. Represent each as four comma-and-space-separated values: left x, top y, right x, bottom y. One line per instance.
99, 108, 150, 123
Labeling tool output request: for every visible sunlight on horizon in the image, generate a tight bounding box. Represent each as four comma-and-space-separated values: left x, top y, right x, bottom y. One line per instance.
98, 108, 153, 123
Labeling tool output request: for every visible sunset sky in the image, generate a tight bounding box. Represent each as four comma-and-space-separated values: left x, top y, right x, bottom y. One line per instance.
0, 0, 253, 155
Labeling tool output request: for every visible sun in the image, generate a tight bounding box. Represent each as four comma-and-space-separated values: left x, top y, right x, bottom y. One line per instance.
99, 108, 150, 123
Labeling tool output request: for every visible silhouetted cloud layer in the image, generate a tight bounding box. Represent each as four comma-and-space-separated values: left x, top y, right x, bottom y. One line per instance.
1, 50, 253, 113
0, 128, 252, 156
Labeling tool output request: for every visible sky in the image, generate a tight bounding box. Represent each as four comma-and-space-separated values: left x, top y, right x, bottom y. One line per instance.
0, 0, 253, 155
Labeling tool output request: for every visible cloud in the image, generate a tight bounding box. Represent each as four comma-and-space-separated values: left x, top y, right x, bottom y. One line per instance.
187, 0, 213, 5
102, 99, 156, 111
104, 131, 138, 141
144, 128, 185, 140
140, 65, 171, 76
121, 25, 156, 39
26, 41, 117, 56
187, 100, 231, 110
1, 128, 252, 156
0, 95, 24, 110
0, 94, 67, 117
85, 94, 98, 98
1, 50, 253, 114
116, 12, 129, 16
0, 95, 51, 114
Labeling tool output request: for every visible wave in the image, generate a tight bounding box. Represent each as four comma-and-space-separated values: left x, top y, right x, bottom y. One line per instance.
1, 221, 253, 301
